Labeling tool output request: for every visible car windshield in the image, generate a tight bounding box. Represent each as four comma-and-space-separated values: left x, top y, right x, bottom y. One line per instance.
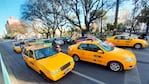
99, 42, 114, 52
35, 47, 58, 60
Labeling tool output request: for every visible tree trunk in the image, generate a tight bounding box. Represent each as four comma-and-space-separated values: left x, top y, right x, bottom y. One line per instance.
146, 22, 149, 34
113, 0, 119, 35
46, 31, 51, 38
46, 33, 48, 38
71, 32, 73, 37
46, 27, 51, 38
52, 30, 55, 37
81, 30, 85, 36
60, 30, 62, 37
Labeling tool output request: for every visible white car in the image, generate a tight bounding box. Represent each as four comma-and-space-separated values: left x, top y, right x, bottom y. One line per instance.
55, 37, 64, 45
49, 38, 64, 45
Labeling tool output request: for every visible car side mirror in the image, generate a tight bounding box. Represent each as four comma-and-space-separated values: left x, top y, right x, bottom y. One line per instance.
97, 50, 104, 54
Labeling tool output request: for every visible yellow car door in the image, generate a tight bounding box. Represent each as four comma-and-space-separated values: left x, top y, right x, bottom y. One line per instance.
114, 36, 132, 46
77, 44, 90, 61
122, 36, 132, 46
94, 42, 114, 66
86, 44, 109, 65
27, 50, 39, 72
84, 44, 102, 63
23, 49, 39, 72
22, 49, 30, 65
112, 36, 123, 46
113, 36, 126, 46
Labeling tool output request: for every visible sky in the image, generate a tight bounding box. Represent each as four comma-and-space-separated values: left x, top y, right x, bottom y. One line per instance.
0, 0, 133, 35
0, 0, 25, 35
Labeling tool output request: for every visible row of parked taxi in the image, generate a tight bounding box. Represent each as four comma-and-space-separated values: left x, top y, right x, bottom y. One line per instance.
11, 34, 148, 81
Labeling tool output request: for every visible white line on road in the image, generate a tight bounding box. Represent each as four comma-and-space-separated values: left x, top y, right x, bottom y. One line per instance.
124, 66, 141, 84
71, 70, 106, 84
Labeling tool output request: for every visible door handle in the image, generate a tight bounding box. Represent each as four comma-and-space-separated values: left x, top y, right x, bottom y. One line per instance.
94, 55, 101, 58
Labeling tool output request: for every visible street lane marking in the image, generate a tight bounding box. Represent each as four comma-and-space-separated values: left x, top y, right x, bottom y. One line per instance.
72, 70, 106, 84
124, 66, 141, 84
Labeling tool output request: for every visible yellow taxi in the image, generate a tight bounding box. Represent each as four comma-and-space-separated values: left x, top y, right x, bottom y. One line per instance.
12, 42, 22, 53
106, 35, 148, 49
68, 41, 136, 72
22, 44, 75, 81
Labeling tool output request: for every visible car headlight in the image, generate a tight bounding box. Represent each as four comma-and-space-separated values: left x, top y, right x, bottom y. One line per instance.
144, 41, 148, 45
125, 58, 134, 62
50, 69, 60, 75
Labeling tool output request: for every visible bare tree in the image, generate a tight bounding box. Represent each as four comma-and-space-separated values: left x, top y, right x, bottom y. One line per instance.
56, 0, 115, 36
21, 0, 70, 38
21, 0, 53, 38
21, 0, 117, 37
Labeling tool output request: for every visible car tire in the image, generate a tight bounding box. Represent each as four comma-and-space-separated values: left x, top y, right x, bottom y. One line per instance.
134, 43, 142, 49
108, 61, 123, 72
73, 55, 80, 62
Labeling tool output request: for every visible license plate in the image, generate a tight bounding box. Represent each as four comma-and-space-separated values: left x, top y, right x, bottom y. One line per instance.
64, 68, 70, 74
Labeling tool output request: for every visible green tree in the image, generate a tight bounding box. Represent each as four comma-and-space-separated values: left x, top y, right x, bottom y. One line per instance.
21, 0, 68, 38
137, 7, 149, 33
133, 0, 149, 34
21, 0, 52, 38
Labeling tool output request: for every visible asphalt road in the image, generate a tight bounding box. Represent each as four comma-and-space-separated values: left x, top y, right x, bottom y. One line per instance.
0, 41, 149, 84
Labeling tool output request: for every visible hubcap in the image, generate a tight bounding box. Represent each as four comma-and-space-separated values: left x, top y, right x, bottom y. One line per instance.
110, 62, 121, 71
73, 55, 79, 61
135, 44, 141, 49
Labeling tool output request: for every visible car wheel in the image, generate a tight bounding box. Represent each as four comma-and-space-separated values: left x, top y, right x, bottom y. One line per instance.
134, 43, 142, 49
108, 62, 123, 72
73, 55, 80, 62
